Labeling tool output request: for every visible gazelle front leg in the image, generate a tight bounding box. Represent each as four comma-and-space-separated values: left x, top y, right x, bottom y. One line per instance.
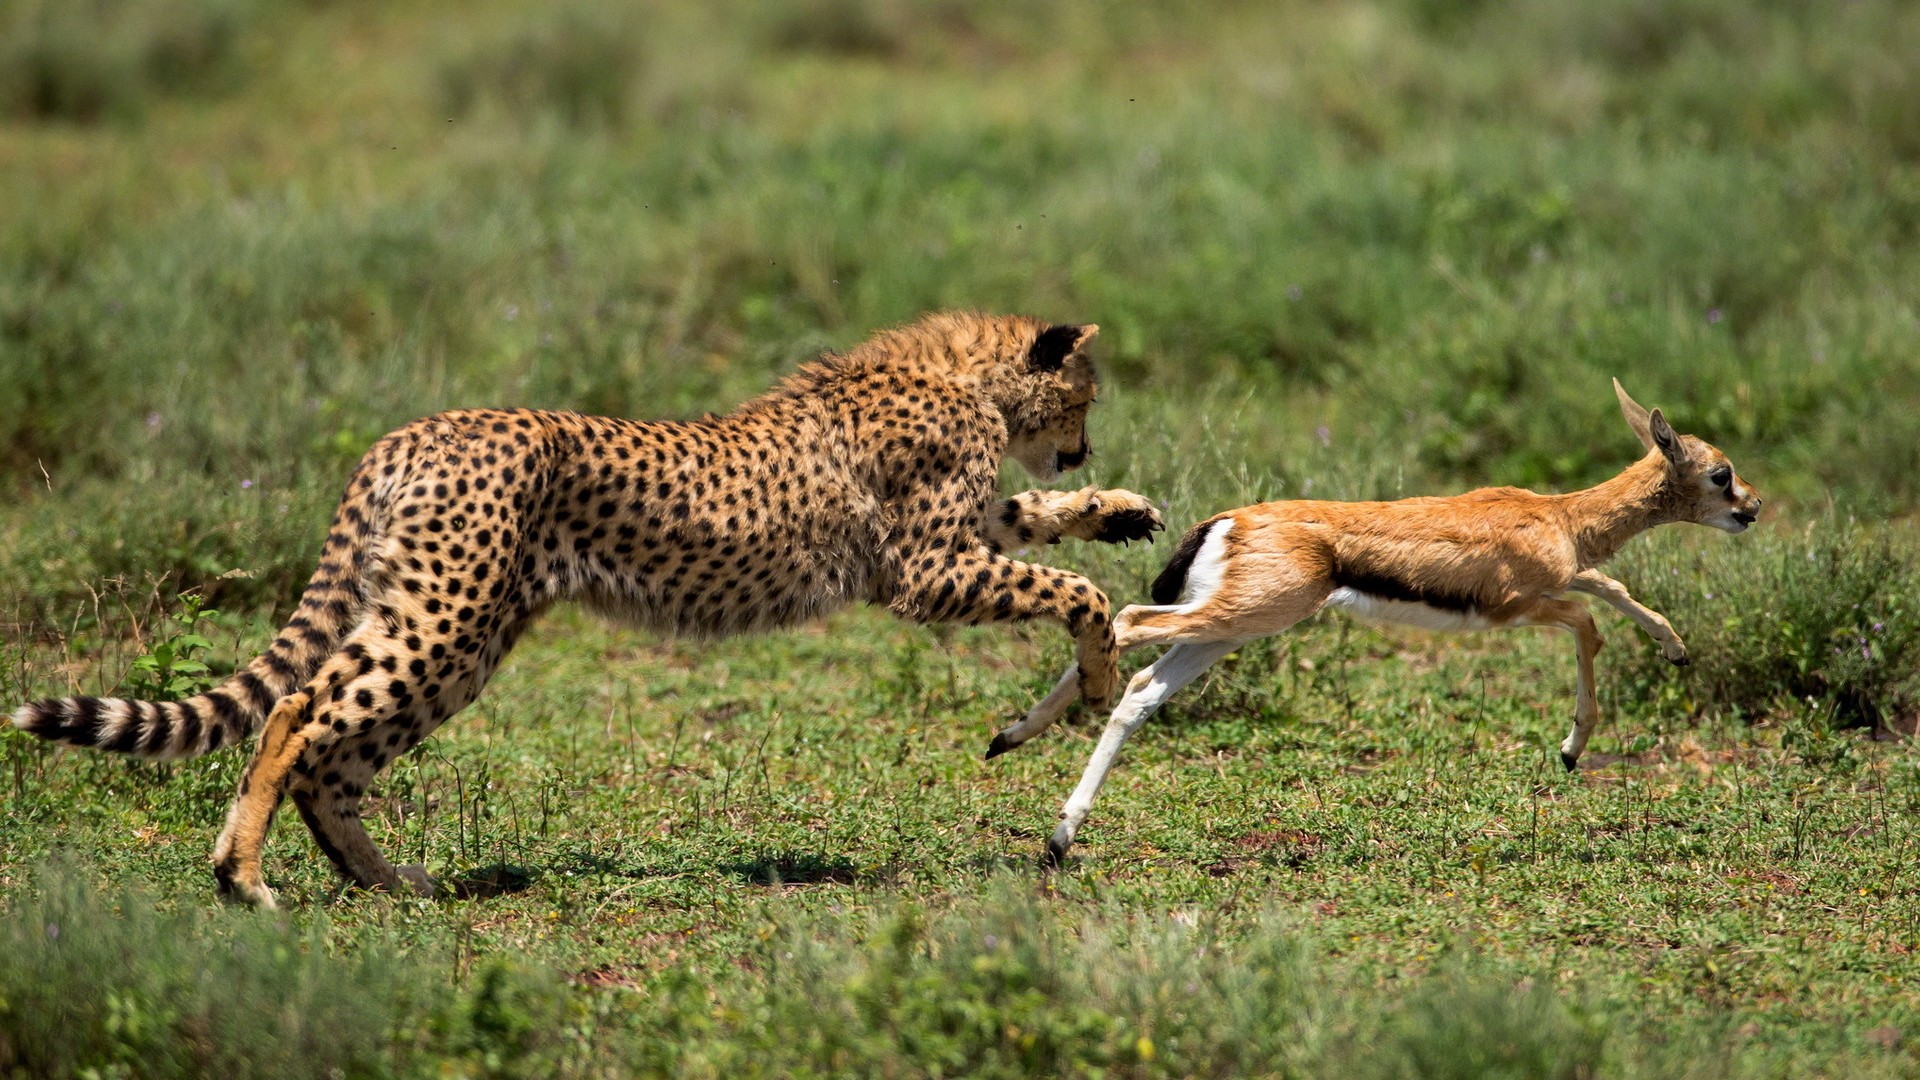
1568, 568, 1688, 666
1046, 639, 1241, 864
891, 549, 1119, 710
1517, 597, 1605, 770
983, 602, 1182, 759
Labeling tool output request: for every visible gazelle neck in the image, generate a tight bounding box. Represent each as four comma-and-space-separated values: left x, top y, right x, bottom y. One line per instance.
1561, 452, 1677, 568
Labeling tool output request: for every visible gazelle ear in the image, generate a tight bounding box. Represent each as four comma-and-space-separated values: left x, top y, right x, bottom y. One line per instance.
1614, 378, 1655, 451
1648, 407, 1684, 463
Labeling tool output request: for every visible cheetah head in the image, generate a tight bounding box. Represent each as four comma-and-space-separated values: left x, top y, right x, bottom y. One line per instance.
1001, 322, 1100, 483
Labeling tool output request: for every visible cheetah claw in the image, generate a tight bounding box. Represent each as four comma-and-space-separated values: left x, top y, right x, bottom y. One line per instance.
1091, 506, 1165, 545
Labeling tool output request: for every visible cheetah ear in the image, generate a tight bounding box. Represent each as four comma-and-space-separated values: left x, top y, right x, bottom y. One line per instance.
1028, 324, 1097, 372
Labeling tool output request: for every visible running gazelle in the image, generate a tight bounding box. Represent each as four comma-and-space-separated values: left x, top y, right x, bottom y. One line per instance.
990, 380, 1764, 863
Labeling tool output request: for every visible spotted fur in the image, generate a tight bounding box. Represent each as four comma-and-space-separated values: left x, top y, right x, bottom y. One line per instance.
11, 311, 1162, 907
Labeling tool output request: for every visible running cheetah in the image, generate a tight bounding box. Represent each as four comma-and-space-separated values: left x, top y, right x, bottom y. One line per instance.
12, 312, 1162, 907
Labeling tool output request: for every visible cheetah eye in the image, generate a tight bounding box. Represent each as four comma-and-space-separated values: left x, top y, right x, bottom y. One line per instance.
1709, 466, 1732, 488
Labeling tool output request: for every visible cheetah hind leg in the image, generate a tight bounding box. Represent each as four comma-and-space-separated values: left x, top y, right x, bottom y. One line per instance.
284, 668, 503, 900
212, 691, 318, 910
290, 774, 436, 899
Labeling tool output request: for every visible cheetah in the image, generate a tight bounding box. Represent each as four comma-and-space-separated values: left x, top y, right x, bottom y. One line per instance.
11, 312, 1163, 907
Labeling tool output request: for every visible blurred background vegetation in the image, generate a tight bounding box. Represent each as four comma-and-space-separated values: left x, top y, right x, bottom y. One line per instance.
8, 0, 1919, 721
5, 0, 1920, 1075
5, 0, 1919, 603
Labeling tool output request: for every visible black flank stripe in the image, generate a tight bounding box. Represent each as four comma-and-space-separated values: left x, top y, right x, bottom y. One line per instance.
1330, 562, 1478, 613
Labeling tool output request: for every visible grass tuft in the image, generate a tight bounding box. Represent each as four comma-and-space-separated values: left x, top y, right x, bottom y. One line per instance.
1616, 520, 1920, 729
0, 859, 417, 1078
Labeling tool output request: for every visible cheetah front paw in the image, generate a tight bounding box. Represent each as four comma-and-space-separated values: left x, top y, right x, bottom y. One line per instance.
1663, 639, 1691, 667
1075, 489, 1164, 545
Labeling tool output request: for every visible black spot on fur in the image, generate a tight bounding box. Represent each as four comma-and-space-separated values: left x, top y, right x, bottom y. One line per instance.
1028, 324, 1081, 372
1150, 520, 1214, 604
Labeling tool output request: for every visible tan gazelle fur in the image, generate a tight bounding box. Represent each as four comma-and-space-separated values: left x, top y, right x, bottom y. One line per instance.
997, 380, 1765, 864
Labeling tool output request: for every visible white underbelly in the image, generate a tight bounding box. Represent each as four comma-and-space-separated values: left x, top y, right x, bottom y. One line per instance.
1324, 587, 1493, 631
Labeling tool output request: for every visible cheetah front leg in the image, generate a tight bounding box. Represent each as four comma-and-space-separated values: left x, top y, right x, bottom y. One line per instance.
982, 602, 1161, 759
890, 548, 1118, 714
978, 487, 1163, 552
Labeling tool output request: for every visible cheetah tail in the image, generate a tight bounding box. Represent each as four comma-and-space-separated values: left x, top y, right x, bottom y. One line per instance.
10, 469, 384, 761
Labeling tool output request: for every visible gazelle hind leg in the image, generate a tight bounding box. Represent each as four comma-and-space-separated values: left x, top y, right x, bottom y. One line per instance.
1515, 597, 1605, 770
1046, 639, 1244, 864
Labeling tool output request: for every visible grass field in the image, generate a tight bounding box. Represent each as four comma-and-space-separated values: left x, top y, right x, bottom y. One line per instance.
4, 0, 1920, 1075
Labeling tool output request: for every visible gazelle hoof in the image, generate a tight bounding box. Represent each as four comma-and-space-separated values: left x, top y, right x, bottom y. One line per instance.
984, 731, 1015, 760
1560, 750, 1579, 773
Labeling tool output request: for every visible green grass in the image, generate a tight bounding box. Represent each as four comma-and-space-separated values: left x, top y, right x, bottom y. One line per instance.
5, 0, 1920, 1075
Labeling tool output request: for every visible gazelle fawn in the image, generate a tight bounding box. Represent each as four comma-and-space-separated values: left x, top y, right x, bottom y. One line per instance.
996, 380, 1764, 864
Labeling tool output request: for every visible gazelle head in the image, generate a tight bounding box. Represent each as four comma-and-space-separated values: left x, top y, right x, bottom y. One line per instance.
1614, 379, 1764, 533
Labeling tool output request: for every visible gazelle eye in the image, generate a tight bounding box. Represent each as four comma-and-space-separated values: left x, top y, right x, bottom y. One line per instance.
1709, 466, 1732, 488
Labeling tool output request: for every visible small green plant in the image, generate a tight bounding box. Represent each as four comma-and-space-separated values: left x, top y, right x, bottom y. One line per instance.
123, 593, 221, 701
